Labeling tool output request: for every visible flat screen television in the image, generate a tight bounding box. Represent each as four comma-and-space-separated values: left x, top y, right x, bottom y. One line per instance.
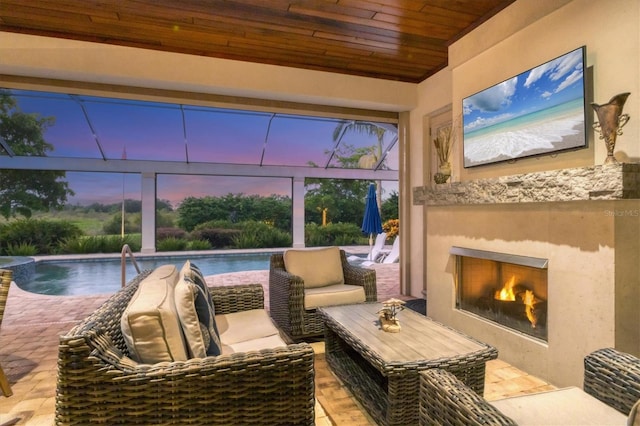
462, 46, 587, 168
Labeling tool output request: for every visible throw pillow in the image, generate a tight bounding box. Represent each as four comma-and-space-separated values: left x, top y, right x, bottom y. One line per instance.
283, 246, 345, 288
175, 260, 221, 358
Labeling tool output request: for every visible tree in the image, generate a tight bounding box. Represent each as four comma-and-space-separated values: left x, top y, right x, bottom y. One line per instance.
177, 194, 292, 232
332, 120, 393, 207
305, 143, 372, 225
332, 120, 388, 169
0, 91, 74, 219
381, 191, 399, 221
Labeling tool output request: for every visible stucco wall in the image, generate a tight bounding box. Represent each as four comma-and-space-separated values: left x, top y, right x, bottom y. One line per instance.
410, 0, 640, 385
408, 0, 640, 298
452, 0, 639, 180
0, 31, 416, 112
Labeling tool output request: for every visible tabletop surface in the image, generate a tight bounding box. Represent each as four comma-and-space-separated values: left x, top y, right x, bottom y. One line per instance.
320, 303, 491, 364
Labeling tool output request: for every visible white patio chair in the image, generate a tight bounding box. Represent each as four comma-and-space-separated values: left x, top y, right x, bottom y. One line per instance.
362, 236, 399, 266
378, 235, 400, 263
348, 232, 387, 262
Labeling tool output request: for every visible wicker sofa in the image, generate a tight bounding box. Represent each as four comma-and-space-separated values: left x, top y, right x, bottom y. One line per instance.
269, 247, 377, 340
419, 347, 640, 425
55, 269, 315, 425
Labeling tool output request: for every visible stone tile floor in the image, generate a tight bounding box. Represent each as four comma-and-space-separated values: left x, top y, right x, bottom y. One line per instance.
0, 260, 554, 425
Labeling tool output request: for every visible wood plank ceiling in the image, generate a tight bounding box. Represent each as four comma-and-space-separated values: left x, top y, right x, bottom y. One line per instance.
0, 0, 515, 83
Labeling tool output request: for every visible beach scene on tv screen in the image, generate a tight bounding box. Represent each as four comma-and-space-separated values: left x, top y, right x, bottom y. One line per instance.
463, 47, 586, 167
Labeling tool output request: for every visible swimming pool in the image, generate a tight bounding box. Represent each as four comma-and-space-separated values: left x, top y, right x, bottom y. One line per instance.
23, 253, 275, 296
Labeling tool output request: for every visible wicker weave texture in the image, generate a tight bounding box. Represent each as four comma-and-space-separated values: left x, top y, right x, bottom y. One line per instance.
0, 269, 14, 397
419, 368, 517, 426
55, 271, 315, 425
269, 249, 377, 339
0, 269, 10, 324
419, 348, 640, 425
584, 347, 640, 415
321, 306, 497, 426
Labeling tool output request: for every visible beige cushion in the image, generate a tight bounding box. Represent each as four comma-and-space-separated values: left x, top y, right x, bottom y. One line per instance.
121, 265, 188, 364
304, 284, 366, 309
215, 309, 280, 345
490, 387, 627, 425
629, 399, 640, 426
283, 246, 344, 288
221, 334, 287, 355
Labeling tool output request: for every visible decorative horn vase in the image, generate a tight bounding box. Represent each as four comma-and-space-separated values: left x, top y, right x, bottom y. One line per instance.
591, 92, 631, 164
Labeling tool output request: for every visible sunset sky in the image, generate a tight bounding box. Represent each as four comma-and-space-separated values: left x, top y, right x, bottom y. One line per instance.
8, 89, 399, 207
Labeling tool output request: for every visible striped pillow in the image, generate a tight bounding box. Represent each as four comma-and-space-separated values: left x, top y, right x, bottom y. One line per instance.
175, 261, 221, 358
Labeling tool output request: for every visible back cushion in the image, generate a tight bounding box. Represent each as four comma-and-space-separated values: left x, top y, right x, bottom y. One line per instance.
121, 264, 188, 364
283, 246, 344, 288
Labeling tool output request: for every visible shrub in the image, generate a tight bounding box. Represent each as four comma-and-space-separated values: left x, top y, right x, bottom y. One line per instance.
4, 242, 38, 256
156, 237, 188, 252
157, 227, 187, 241
59, 236, 103, 254
59, 235, 141, 254
258, 228, 292, 248
190, 228, 240, 248
188, 239, 211, 250
102, 212, 140, 235
382, 219, 399, 240
304, 222, 362, 247
155, 210, 175, 228
233, 220, 292, 248
194, 219, 239, 230
0, 218, 83, 255
231, 233, 261, 249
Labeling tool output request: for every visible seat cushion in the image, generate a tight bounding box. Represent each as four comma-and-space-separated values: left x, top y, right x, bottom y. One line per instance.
283, 246, 344, 288
629, 399, 640, 426
175, 261, 221, 358
121, 264, 188, 364
215, 308, 281, 345
304, 284, 366, 309
490, 387, 627, 425
221, 334, 287, 355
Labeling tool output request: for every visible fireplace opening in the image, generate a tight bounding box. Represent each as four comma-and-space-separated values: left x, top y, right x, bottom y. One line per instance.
451, 247, 548, 341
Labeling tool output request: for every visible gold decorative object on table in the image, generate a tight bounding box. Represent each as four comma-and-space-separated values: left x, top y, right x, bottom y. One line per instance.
378, 298, 405, 333
591, 92, 631, 164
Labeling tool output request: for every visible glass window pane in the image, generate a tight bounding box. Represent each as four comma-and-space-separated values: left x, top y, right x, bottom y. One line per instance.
262, 115, 340, 167
183, 107, 269, 164
328, 122, 399, 170
66, 171, 141, 208
81, 98, 185, 161
3, 88, 399, 173
9, 90, 102, 158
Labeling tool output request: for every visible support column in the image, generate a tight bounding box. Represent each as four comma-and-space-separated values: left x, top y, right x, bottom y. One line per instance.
292, 177, 305, 248
141, 172, 156, 253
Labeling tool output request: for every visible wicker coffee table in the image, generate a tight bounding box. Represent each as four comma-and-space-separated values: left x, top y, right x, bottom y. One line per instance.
319, 303, 498, 426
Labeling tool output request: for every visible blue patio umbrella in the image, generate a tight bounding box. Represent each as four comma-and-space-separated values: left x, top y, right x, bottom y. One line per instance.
361, 183, 383, 260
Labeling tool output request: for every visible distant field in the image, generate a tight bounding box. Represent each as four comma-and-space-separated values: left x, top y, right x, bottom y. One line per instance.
0, 210, 112, 236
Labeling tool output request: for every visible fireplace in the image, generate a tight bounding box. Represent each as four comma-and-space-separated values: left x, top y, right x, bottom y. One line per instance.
451, 247, 548, 341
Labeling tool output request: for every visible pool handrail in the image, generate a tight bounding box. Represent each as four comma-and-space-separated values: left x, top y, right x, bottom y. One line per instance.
121, 244, 141, 288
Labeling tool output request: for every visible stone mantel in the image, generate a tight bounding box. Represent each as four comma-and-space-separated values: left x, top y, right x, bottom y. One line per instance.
413, 163, 640, 206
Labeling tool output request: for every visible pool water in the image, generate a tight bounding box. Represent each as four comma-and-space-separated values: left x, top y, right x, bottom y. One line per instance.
23, 253, 274, 296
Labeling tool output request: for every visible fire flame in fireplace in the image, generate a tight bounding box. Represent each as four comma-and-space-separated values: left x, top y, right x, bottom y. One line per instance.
495, 276, 539, 328
523, 290, 538, 328
495, 276, 516, 301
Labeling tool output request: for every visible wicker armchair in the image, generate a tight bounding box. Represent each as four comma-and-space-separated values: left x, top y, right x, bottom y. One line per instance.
419, 348, 640, 426
56, 270, 315, 426
0, 269, 13, 397
269, 249, 377, 340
